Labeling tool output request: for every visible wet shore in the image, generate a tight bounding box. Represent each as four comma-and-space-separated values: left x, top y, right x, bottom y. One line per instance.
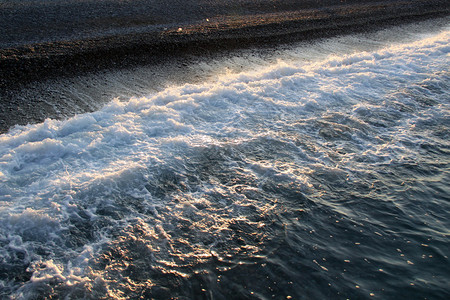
0, 0, 449, 133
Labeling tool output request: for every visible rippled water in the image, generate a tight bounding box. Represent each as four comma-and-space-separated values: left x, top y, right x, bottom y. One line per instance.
0, 22, 449, 299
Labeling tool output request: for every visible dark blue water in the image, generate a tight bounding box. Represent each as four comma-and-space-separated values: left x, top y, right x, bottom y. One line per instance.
0, 22, 449, 299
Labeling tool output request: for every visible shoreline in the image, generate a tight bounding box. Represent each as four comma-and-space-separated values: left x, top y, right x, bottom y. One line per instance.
0, 0, 449, 133
1, 1, 448, 88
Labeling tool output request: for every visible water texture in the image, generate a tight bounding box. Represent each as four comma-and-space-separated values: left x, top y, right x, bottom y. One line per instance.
0, 24, 449, 299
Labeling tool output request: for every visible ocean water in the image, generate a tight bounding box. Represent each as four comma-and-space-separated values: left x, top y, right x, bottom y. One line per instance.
0, 22, 449, 299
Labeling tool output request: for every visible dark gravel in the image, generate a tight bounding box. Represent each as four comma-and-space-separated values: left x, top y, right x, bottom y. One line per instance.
0, 0, 449, 133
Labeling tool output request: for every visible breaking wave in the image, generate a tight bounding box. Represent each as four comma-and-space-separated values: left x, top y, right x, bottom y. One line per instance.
0, 24, 449, 299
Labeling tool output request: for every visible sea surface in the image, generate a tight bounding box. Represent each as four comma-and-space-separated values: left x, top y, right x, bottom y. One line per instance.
0, 20, 449, 299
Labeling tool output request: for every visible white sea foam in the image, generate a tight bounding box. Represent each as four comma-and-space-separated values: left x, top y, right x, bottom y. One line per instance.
0, 24, 449, 297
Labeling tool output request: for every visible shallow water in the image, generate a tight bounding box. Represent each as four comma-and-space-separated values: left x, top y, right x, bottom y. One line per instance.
0, 21, 449, 299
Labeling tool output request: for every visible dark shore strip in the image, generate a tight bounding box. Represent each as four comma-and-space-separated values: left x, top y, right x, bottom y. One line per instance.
0, 0, 448, 133
1, 1, 448, 89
